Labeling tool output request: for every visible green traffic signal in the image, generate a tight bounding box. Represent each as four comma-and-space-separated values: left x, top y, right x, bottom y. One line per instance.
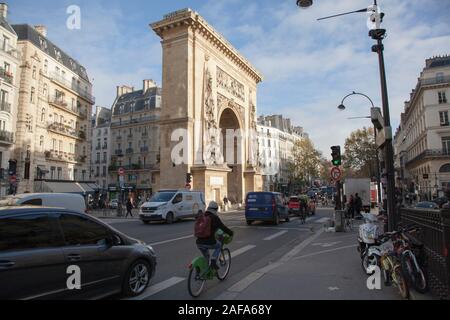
331, 146, 342, 166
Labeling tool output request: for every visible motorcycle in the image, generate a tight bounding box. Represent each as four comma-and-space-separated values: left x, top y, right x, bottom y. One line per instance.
357, 212, 382, 260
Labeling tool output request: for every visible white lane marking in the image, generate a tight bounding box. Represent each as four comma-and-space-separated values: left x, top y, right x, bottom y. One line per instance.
292, 244, 358, 261
150, 235, 194, 246
280, 229, 324, 262
231, 245, 256, 258
129, 277, 186, 300
263, 231, 288, 241
315, 217, 331, 224
227, 272, 264, 293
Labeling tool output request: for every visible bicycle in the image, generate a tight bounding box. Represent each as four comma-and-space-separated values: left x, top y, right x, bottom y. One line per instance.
187, 232, 232, 298
343, 212, 353, 232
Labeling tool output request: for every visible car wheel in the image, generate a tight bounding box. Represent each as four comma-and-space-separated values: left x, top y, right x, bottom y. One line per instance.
166, 212, 174, 224
122, 259, 151, 297
273, 214, 280, 225
285, 215, 290, 223
246, 220, 253, 226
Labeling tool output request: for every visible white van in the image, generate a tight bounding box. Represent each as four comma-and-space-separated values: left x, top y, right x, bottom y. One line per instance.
1, 193, 87, 214
139, 190, 206, 224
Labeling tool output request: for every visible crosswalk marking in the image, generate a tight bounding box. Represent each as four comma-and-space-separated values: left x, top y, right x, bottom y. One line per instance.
231, 245, 256, 258
263, 230, 288, 241
129, 277, 186, 300
150, 235, 194, 246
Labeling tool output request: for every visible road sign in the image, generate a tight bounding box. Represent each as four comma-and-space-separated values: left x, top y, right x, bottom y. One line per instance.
9, 175, 17, 183
185, 183, 191, 190
330, 167, 342, 181
118, 168, 125, 176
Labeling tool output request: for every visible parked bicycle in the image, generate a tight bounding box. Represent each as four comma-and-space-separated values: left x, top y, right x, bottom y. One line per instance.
187, 231, 232, 297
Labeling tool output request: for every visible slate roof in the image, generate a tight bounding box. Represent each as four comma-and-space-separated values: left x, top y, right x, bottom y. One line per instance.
428, 57, 450, 69
12, 24, 90, 82
0, 16, 16, 35
113, 87, 162, 116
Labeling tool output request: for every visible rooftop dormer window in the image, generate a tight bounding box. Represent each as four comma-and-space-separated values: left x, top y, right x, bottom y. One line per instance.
39, 37, 47, 50
54, 48, 62, 62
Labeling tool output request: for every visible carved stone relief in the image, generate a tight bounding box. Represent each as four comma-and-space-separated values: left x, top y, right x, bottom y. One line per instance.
216, 66, 245, 102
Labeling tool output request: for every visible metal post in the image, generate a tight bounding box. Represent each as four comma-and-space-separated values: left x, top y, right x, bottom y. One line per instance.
373, 36, 396, 231
374, 126, 382, 207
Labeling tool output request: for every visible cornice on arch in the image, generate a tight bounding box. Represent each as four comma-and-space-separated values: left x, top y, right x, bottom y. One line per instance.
151, 8, 263, 84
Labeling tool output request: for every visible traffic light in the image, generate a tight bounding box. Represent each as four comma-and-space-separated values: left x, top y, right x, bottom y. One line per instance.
331, 146, 342, 166
186, 173, 192, 184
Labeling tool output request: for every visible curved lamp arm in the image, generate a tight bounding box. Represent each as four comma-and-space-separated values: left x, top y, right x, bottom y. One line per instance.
340, 91, 375, 109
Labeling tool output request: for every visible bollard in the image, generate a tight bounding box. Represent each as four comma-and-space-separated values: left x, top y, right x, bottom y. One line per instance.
334, 210, 345, 232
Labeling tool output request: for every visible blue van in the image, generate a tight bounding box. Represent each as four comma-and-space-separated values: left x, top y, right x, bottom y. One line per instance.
245, 192, 290, 225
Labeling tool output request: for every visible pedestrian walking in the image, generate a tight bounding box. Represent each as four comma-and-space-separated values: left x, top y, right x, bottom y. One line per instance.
223, 196, 229, 212
347, 194, 355, 219
125, 196, 134, 218
354, 193, 363, 218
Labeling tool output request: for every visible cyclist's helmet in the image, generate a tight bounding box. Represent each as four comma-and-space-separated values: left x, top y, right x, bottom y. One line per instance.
207, 201, 219, 214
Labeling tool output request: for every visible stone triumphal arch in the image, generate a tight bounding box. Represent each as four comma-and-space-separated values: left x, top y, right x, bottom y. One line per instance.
151, 8, 263, 204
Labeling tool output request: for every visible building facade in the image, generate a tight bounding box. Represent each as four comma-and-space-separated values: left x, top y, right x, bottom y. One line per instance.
90, 106, 111, 192
0, 3, 20, 197
394, 55, 450, 200
12, 24, 94, 194
257, 115, 307, 192
109, 80, 161, 200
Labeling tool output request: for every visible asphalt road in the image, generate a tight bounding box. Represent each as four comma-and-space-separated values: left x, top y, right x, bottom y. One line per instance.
103, 207, 334, 300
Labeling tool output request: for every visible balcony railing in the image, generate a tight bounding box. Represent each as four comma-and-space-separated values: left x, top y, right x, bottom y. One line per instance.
0, 130, 14, 144
126, 148, 134, 154
50, 72, 95, 104
111, 116, 159, 128
44, 150, 82, 163
406, 149, 450, 166
95, 145, 101, 150
115, 149, 123, 156
0, 101, 11, 113
0, 68, 13, 84
140, 146, 149, 153
0, 44, 21, 60
102, 159, 107, 164
48, 95, 87, 119
108, 163, 157, 172
409, 75, 450, 106
47, 122, 86, 140
102, 144, 108, 149
95, 160, 100, 164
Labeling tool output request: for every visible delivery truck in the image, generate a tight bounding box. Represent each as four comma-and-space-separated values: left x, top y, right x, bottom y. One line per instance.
343, 178, 371, 213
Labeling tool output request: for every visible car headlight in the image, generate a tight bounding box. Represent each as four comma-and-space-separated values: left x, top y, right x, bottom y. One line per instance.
146, 245, 156, 255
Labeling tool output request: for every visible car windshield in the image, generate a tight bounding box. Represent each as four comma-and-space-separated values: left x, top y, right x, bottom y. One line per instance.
149, 192, 176, 203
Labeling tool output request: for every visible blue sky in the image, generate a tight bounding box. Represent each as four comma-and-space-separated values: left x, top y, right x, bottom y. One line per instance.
8, 0, 450, 155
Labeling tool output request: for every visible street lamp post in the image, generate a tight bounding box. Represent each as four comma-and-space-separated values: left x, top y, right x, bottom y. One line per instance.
338, 92, 383, 209
296, 0, 397, 231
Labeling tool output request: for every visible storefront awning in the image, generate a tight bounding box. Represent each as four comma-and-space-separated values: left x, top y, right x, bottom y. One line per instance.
40, 181, 98, 195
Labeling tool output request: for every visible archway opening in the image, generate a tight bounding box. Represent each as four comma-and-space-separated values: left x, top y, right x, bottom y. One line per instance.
219, 108, 243, 204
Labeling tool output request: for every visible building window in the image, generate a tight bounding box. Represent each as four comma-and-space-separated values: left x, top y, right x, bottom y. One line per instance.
439, 111, 449, 126
30, 87, 35, 103
26, 114, 33, 132
57, 167, 62, 180
43, 83, 48, 97
73, 169, 78, 181
59, 140, 63, 152
442, 137, 450, 154
50, 167, 55, 180
32, 66, 37, 79
40, 136, 44, 152
44, 59, 48, 73
70, 143, 74, 154
41, 108, 46, 122
439, 91, 447, 104
82, 170, 86, 181
436, 72, 444, 83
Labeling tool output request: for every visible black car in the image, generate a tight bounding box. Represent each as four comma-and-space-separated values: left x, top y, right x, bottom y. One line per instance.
0, 206, 157, 300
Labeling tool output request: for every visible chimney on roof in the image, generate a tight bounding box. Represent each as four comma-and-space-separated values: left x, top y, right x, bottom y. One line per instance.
34, 25, 47, 37
0, 3, 7, 19
143, 79, 157, 92
116, 85, 134, 98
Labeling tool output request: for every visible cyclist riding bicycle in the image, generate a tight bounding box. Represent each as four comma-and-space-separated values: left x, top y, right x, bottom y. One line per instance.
195, 201, 234, 270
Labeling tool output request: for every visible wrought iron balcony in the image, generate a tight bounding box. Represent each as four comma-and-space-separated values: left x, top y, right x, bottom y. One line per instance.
126, 148, 134, 154
140, 146, 149, 153
115, 149, 123, 156
0, 44, 21, 60
50, 72, 95, 104
0, 67, 13, 84
48, 95, 87, 119
47, 122, 86, 140
406, 149, 450, 167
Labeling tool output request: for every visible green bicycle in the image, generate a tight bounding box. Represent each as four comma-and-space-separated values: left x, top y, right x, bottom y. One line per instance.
187, 231, 232, 298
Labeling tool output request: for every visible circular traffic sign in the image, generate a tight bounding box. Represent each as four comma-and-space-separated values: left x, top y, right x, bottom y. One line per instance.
118, 168, 125, 176
9, 175, 17, 183
330, 167, 342, 181
185, 183, 191, 190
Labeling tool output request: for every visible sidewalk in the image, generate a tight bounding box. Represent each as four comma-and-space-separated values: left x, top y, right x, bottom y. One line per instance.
88, 209, 139, 220
218, 224, 435, 300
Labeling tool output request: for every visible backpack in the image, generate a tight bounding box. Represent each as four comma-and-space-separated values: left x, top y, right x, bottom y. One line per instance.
195, 212, 212, 238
